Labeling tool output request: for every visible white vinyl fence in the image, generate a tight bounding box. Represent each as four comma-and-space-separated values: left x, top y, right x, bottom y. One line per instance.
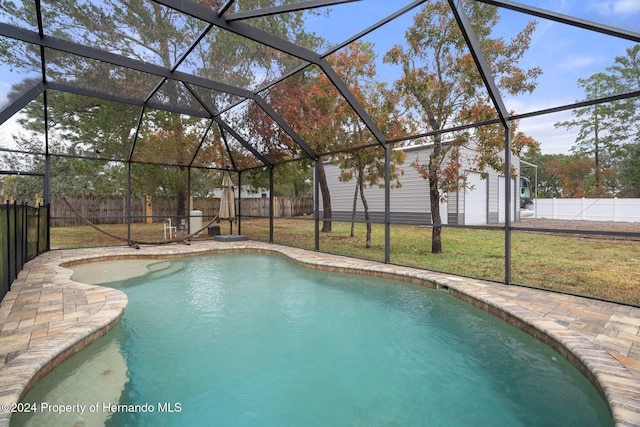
533, 198, 640, 222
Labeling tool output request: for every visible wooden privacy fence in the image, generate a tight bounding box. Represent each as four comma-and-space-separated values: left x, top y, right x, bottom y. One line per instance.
237, 196, 314, 218
51, 195, 313, 226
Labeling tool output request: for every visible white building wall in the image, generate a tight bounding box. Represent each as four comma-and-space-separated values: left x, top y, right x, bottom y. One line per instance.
320, 143, 521, 225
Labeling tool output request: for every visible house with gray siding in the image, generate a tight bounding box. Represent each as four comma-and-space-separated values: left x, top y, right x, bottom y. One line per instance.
320, 143, 521, 226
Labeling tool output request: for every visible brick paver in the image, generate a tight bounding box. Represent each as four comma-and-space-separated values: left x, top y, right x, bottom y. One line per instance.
1, 241, 639, 426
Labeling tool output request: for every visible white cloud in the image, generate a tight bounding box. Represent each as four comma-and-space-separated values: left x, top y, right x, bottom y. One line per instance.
559, 55, 600, 70
0, 114, 26, 151
505, 98, 578, 155
0, 82, 11, 110
589, 0, 640, 15
519, 113, 577, 155
591, 1, 613, 15
613, 0, 640, 13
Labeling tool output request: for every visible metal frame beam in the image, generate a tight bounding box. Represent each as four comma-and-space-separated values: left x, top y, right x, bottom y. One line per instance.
217, 0, 236, 17
155, 0, 390, 154
319, 59, 388, 147
322, 0, 425, 58
476, 0, 640, 43
128, 108, 146, 162
243, 0, 424, 114
213, 117, 272, 167
224, 0, 360, 22
512, 90, 640, 121
448, 0, 513, 284
1, 0, 637, 280
189, 120, 215, 167
46, 82, 211, 119
252, 95, 317, 160
153, 0, 321, 64
0, 171, 45, 176
269, 166, 274, 242
219, 123, 238, 171
0, 83, 45, 126
503, 124, 513, 284
314, 159, 320, 251
0, 23, 254, 100
448, 0, 510, 126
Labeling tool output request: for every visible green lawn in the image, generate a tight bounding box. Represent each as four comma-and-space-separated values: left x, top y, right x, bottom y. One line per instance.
50, 219, 640, 305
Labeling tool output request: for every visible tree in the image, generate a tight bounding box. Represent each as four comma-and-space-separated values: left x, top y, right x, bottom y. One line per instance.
384, 0, 540, 253
555, 72, 624, 190
1, 0, 323, 218
609, 45, 640, 196
554, 45, 640, 196
1, 133, 128, 199
337, 145, 405, 247
242, 161, 313, 198
326, 42, 406, 247
544, 154, 600, 197
258, 64, 351, 232
608, 44, 640, 146
619, 143, 640, 197
520, 152, 616, 198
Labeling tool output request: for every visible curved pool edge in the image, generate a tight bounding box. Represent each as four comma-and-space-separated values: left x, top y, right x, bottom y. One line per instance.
0, 252, 127, 427
1, 241, 639, 427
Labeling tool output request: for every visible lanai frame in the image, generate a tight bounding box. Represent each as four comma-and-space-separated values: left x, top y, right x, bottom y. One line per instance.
1, 0, 639, 285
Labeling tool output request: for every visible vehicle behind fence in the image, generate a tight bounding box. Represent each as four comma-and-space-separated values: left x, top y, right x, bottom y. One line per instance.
1, 202, 50, 302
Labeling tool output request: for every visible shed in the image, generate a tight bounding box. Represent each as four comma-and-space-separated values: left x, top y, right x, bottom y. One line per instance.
321, 142, 522, 226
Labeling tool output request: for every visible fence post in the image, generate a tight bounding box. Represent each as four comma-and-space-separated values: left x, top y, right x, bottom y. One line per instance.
581, 197, 585, 220
614, 197, 618, 222
552, 198, 556, 219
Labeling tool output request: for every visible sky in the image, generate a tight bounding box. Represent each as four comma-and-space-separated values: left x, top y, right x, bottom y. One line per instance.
309, 0, 640, 155
500, 0, 640, 154
1, 0, 639, 156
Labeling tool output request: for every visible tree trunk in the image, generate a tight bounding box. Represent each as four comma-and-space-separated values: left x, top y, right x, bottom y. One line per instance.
317, 161, 332, 232
358, 172, 372, 248
429, 152, 443, 254
350, 183, 358, 237
400, 55, 445, 254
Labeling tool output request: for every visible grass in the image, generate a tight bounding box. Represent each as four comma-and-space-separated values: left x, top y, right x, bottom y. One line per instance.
50, 219, 640, 305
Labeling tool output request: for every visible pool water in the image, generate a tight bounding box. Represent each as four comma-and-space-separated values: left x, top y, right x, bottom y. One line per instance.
16, 253, 613, 426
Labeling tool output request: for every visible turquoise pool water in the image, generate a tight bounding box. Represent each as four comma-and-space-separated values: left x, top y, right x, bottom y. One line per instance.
16, 253, 613, 426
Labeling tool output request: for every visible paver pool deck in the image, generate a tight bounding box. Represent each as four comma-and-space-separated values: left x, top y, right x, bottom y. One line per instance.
1, 240, 639, 426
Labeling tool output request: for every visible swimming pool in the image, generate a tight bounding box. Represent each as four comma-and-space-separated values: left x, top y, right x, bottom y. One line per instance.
14, 253, 613, 426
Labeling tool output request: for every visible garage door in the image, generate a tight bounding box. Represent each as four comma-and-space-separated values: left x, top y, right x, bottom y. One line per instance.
464, 172, 487, 225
